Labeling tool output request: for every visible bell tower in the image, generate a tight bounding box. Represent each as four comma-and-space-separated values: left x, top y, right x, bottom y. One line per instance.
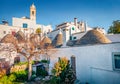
30, 3, 36, 21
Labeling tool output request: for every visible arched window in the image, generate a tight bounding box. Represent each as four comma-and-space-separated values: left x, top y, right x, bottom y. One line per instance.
32, 11, 34, 15
14, 57, 20, 64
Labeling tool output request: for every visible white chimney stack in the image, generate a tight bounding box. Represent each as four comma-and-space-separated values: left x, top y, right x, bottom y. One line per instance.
74, 18, 77, 27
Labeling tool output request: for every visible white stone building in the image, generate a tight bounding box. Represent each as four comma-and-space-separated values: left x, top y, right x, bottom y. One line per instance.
48, 18, 106, 47
48, 18, 92, 47
48, 43, 120, 84
0, 3, 52, 40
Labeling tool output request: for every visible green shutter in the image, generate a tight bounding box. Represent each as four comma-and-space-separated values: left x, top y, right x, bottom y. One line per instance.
70, 36, 72, 40
72, 27, 74, 30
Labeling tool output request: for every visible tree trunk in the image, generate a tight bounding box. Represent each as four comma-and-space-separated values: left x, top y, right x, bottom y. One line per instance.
28, 59, 32, 80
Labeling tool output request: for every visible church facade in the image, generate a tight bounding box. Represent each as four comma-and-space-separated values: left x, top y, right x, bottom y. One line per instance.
0, 3, 52, 40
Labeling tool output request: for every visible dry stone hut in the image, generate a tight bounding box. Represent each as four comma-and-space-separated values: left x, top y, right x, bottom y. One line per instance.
42, 36, 52, 44
30, 33, 40, 48
41, 36, 52, 49
15, 31, 25, 43
1, 34, 18, 47
76, 30, 111, 45
52, 29, 63, 48
52, 33, 63, 48
56, 33, 63, 47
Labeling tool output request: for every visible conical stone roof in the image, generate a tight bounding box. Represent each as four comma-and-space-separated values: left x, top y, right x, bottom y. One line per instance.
40, 36, 52, 48
41, 36, 52, 45
15, 31, 25, 43
1, 34, 18, 47
56, 34, 63, 46
30, 33, 34, 38
52, 29, 63, 47
76, 30, 111, 45
30, 34, 40, 47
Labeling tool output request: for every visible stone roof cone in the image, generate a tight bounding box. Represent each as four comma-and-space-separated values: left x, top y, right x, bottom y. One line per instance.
31, 3, 36, 8
15, 30, 25, 43
52, 29, 63, 47
56, 29, 63, 46
1, 34, 18, 47
77, 30, 111, 45
30, 33, 40, 48
42, 36, 52, 44
42, 31, 52, 44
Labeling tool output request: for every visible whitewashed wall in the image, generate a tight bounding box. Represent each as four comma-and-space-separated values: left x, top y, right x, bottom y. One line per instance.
72, 32, 86, 40
12, 17, 52, 34
12, 17, 36, 28
49, 43, 120, 84
0, 25, 20, 39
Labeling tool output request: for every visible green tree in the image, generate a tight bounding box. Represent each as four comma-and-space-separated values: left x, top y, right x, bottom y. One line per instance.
108, 20, 120, 34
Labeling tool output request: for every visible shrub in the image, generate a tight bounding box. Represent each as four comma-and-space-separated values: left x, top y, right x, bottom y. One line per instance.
0, 70, 32, 83
9, 74, 16, 82
33, 60, 41, 64
0, 74, 16, 84
0, 68, 6, 78
52, 57, 68, 76
52, 57, 76, 84
0, 76, 10, 84
45, 76, 58, 84
13, 70, 28, 82
36, 66, 48, 77
41, 60, 49, 63
14, 61, 28, 66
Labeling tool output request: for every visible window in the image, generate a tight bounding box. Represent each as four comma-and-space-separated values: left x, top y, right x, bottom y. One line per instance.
3, 31, 6, 34
72, 27, 75, 30
112, 52, 120, 70
63, 29, 68, 31
73, 37, 77, 40
23, 23, 28, 28
32, 11, 34, 15
14, 57, 20, 64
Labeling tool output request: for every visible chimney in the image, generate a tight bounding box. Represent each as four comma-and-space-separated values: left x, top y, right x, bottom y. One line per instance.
74, 18, 77, 27
2, 20, 9, 25
84, 21, 87, 32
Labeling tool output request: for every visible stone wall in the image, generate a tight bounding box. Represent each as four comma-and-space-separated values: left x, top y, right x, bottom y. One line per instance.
10, 64, 27, 73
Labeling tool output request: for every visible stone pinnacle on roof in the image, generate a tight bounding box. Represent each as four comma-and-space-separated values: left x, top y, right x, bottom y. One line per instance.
59, 28, 62, 34
31, 3, 36, 8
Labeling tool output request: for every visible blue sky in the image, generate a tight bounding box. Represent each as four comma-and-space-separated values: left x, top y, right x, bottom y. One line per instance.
0, 0, 120, 31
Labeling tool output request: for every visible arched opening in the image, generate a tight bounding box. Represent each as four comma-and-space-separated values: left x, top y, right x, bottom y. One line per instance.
14, 57, 20, 64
